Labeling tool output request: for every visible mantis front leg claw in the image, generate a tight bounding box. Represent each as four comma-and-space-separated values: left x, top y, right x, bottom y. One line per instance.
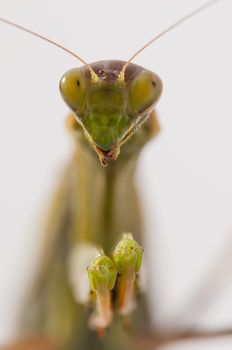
113, 233, 144, 316
87, 254, 117, 331
87, 233, 144, 332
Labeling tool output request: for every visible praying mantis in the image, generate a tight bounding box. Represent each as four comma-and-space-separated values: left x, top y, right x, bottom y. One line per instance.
0, 0, 232, 348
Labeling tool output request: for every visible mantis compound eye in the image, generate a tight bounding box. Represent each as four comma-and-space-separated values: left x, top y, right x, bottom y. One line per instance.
59, 68, 86, 112
129, 71, 162, 114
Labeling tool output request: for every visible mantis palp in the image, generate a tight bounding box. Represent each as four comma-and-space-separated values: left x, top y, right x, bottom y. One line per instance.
0, 0, 232, 349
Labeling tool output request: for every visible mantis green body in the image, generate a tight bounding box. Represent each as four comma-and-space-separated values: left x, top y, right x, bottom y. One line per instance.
23, 61, 161, 350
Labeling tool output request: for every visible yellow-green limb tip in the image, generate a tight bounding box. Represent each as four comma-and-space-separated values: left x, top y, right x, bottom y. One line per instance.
88, 255, 117, 292
87, 255, 117, 330
113, 233, 144, 275
113, 233, 144, 316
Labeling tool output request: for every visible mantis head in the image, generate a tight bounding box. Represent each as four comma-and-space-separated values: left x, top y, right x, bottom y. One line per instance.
1, 1, 218, 165
60, 61, 162, 165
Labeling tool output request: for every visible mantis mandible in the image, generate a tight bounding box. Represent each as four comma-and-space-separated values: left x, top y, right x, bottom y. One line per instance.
0, 0, 231, 349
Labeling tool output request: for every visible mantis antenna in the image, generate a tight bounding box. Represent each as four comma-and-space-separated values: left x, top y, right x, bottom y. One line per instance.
119, 0, 223, 80
0, 0, 223, 82
0, 16, 100, 82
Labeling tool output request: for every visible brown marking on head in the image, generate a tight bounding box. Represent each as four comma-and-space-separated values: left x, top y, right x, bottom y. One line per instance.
83, 60, 145, 85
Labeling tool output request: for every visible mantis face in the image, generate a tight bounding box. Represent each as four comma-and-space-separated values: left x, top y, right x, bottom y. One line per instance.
60, 60, 162, 164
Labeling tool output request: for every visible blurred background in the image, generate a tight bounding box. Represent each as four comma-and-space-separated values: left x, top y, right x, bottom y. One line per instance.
0, 0, 232, 348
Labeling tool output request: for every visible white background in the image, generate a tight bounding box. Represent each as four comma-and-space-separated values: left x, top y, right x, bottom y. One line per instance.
0, 0, 232, 349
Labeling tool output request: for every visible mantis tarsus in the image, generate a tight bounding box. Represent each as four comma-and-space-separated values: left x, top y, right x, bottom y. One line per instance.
0, 0, 231, 349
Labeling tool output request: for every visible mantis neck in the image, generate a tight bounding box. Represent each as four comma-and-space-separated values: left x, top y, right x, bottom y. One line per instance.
70, 114, 155, 253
